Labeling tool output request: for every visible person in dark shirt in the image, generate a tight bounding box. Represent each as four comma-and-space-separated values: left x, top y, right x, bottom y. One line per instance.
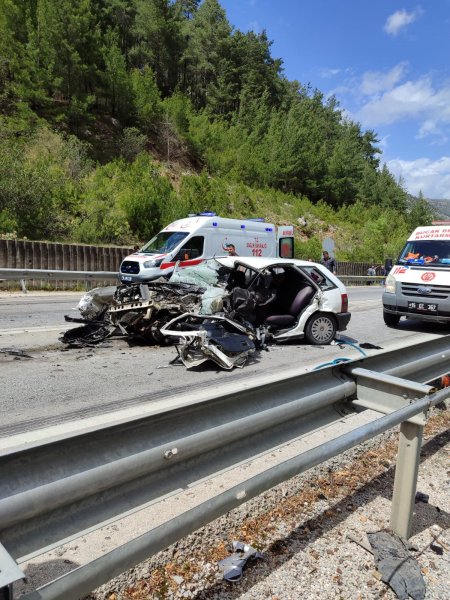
319, 250, 336, 274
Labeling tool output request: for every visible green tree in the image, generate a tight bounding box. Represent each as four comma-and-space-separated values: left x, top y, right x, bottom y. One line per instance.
130, 0, 183, 95
182, 0, 232, 109
130, 66, 162, 132
102, 29, 132, 118
120, 154, 171, 239
406, 191, 436, 229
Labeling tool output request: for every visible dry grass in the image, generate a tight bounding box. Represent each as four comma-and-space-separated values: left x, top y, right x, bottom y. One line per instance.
119, 409, 450, 599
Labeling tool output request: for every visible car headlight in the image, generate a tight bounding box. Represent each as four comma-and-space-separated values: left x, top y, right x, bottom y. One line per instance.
385, 274, 396, 293
143, 258, 163, 268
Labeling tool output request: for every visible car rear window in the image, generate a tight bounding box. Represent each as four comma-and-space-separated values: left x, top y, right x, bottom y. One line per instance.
301, 266, 336, 290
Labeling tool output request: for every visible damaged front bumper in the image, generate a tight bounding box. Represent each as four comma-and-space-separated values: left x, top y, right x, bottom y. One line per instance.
160, 313, 259, 370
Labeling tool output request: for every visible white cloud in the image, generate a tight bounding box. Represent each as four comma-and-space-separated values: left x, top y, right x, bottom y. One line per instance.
320, 68, 342, 78
388, 156, 450, 199
360, 62, 408, 95
384, 8, 421, 36
354, 72, 450, 145
417, 120, 448, 144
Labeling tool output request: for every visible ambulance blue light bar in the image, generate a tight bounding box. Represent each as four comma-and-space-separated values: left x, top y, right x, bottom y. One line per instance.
199, 211, 217, 216
248, 218, 265, 222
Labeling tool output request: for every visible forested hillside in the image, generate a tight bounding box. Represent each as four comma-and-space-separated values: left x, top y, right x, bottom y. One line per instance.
0, 0, 436, 261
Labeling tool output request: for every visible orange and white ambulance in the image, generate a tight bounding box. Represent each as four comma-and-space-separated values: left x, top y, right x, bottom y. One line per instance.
119, 213, 295, 283
382, 224, 450, 325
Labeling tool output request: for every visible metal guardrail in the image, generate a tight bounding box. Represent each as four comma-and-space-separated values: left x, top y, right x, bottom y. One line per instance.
0, 268, 118, 282
0, 268, 119, 293
1, 336, 449, 599
0, 268, 382, 287
338, 275, 385, 284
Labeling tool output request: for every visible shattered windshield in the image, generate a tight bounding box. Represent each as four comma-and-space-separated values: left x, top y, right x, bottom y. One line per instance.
169, 258, 231, 287
141, 231, 189, 255
398, 240, 450, 266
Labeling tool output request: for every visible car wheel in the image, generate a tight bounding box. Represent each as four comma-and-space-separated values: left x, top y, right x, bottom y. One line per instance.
305, 313, 337, 345
383, 310, 400, 327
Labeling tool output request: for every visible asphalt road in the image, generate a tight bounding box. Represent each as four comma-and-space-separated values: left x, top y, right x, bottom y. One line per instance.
0, 286, 447, 436
2, 287, 449, 600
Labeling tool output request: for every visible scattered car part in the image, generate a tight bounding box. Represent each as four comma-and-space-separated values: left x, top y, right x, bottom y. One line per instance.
161, 313, 257, 370
218, 541, 264, 582
0, 348, 33, 359
60, 322, 115, 348
367, 530, 426, 600
414, 491, 429, 504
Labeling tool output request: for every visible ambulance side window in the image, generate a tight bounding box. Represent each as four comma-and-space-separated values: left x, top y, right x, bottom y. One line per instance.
175, 236, 204, 260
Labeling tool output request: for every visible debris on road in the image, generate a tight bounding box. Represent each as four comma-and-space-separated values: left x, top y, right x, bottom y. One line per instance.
218, 541, 264, 582
414, 491, 430, 504
161, 313, 258, 370
0, 347, 33, 358
60, 322, 115, 348
367, 530, 426, 600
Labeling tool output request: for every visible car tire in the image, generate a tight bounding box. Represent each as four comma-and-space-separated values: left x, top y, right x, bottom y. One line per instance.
383, 311, 400, 327
304, 313, 337, 345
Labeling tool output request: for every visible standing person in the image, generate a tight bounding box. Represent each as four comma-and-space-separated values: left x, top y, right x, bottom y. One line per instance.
224, 243, 238, 256
319, 250, 336, 274
367, 265, 376, 285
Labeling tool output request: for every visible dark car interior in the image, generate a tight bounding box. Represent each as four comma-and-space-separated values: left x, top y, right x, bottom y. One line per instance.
228, 265, 317, 329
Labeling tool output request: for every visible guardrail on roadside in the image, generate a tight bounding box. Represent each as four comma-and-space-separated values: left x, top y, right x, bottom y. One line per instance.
0, 268, 119, 292
0, 268, 383, 291
1, 335, 449, 599
338, 275, 385, 285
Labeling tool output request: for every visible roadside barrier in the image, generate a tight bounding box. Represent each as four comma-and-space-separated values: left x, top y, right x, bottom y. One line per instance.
1, 336, 449, 599
0, 268, 385, 292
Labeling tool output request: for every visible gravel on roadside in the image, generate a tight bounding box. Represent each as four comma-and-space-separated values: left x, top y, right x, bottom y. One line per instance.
86, 407, 450, 600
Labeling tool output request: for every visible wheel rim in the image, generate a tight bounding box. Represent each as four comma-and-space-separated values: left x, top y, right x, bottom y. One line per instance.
310, 316, 334, 343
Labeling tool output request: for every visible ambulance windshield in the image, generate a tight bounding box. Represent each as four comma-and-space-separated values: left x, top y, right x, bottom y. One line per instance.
398, 240, 450, 266
141, 231, 189, 254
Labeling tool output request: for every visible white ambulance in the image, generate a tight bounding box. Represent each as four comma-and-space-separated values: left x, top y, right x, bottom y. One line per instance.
119, 213, 295, 283
382, 224, 450, 326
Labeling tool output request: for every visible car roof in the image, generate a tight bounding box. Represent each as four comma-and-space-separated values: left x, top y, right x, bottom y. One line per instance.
215, 256, 319, 270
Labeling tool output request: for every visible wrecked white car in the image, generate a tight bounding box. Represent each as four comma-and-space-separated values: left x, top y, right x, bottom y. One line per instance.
213, 256, 351, 345
62, 260, 230, 346
61, 257, 351, 368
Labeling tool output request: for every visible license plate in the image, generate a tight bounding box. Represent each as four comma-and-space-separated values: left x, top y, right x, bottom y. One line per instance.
407, 301, 438, 313
121, 275, 133, 282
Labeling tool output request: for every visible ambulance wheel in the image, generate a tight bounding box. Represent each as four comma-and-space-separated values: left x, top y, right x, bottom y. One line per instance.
383, 311, 400, 327
305, 313, 337, 345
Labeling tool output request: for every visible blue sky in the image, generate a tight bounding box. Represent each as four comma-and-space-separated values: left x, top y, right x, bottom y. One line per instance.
220, 0, 450, 200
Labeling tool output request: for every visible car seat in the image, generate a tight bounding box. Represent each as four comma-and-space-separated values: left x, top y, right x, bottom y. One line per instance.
264, 285, 315, 328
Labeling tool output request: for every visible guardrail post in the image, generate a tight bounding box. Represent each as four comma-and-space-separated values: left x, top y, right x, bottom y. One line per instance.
344, 367, 431, 540
390, 421, 423, 539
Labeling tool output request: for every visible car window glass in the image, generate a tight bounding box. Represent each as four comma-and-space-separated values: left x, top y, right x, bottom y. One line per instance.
301, 266, 335, 290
